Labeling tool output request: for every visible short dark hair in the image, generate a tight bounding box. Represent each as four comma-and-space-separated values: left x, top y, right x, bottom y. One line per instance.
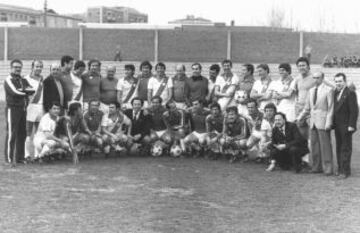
192, 99, 204, 106
296, 57, 310, 66
246, 98, 258, 107
109, 101, 120, 109
221, 59, 232, 67
264, 103, 277, 112
243, 64, 254, 75
50, 101, 61, 108
155, 62, 166, 70
131, 97, 143, 106
191, 62, 202, 70
60, 55, 74, 67
209, 102, 221, 111
88, 59, 101, 69
10, 59, 23, 67
68, 102, 82, 116
140, 61, 152, 71
165, 100, 176, 109
334, 72, 347, 82
88, 99, 100, 106
125, 64, 135, 72
31, 59, 43, 69
151, 95, 163, 104
74, 60, 86, 70
275, 112, 287, 121
278, 63, 292, 74
209, 64, 220, 73
226, 106, 238, 114
256, 64, 270, 74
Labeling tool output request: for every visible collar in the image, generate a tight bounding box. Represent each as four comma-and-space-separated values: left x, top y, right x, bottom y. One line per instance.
11, 73, 22, 79
192, 75, 203, 81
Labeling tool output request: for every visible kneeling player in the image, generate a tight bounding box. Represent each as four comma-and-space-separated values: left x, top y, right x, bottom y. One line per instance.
102, 102, 132, 156
33, 102, 70, 161
220, 106, 250, 163
205, 102, 224, 159
184, 99, 210, 157
83, 99, 105, 152
162, 100, 188, 156
147, 96, 168, 156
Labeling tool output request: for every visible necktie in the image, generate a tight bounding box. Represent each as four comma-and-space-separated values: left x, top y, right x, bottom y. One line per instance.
313, 87, 318, 105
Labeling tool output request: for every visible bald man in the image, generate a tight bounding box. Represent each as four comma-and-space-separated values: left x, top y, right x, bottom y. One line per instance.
43, 63, 66, 115
100, 66, 119, 114
172, 64, 189, 110
297, 72, 334, 175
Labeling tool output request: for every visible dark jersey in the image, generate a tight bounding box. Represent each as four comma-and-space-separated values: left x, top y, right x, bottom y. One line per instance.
206, 114, 224, 133
84, 109, 104, 132
224, 116, 250, 138
190, 108, 210, 133
148, 106, 167, 131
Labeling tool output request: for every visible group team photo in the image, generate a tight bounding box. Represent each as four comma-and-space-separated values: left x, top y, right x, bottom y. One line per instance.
5, 55, 359, 179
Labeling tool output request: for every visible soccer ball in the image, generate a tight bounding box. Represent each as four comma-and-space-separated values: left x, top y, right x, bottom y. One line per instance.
151, 142, 163, 157
235, 90, 247, 103
170, 144, 182, 157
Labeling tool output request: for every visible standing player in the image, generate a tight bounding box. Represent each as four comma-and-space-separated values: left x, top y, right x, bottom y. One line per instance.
272, 63, 296, 122
43, 63, 65, 114
59, 55, 75, 109
117, 64, 138, 110
82, 59, 101, 111
250, 64, 278, 111
24, 60, 44, 162
148, 62, 173, 106
4, 59, 33, 165
214, 60, 239, 111
206, 64, 220, 105
137, 61, 153, 108
70, 60, 86, 104
100, 65, 118, 114
220, 106, 250, 163
186, 63, 209, 107
172, 64, 189, 110
184, 99, 210, 157
205, 102, 224, 159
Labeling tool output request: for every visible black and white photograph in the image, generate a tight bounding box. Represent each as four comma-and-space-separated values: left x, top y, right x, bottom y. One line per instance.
0, 0, 360, 232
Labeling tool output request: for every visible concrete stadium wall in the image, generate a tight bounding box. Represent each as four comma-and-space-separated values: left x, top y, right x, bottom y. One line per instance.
304, 32, 360, 64
7, 28, 79, 60
158, 30, 227, 62
232, 31, 300, 63
2, 28, 360, 64
83, 29, 154, 61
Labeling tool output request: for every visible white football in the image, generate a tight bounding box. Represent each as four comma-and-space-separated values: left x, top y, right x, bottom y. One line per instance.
235, 90, 247, 102
170, 144, 182, 157
151, 144, 163, 157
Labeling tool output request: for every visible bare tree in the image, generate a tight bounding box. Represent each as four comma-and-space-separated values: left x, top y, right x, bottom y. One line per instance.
267, 5, 285, 28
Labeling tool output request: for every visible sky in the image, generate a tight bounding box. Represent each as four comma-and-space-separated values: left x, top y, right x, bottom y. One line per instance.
2, 0, 360, 33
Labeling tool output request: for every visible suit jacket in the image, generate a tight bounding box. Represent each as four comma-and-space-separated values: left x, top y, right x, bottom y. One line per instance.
298, 83, 334, 130
333, 87, 359, 130
124, 109, 150, 138
43, 75, 65, 112
271, 122, 308, 150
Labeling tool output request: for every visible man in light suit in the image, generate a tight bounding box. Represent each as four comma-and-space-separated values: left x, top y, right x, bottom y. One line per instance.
297, 72, 334, 175
333, 73, 358, 179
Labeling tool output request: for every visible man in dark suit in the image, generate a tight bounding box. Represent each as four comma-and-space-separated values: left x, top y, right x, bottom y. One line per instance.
43, 63, 66, 114
333, 73, 359, 179
124, 97, 151, 154
267, 112, 309, 173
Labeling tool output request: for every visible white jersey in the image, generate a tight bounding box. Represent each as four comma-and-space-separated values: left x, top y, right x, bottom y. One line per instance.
148, 76, 173, 104
34, 113, 57, 141
252, 79, 281, 110
24, 74, 43, 104
215, 73, 239, 110
116, 77, 139, 106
